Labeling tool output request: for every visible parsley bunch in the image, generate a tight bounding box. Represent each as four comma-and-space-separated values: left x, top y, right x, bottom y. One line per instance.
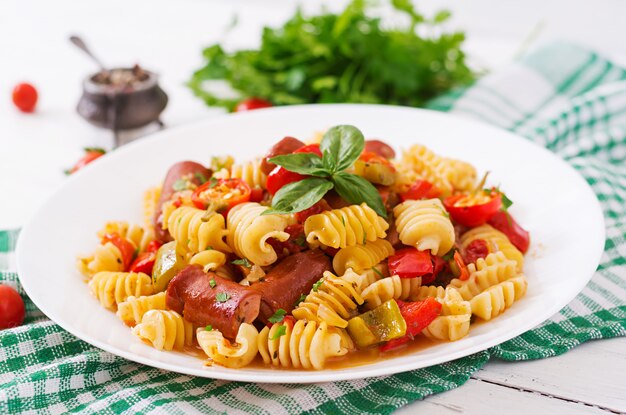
188, 0, 474, 110
263, 125, 386, 217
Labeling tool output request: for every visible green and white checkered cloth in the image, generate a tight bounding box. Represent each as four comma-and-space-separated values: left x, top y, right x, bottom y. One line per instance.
2, 41, 626, 414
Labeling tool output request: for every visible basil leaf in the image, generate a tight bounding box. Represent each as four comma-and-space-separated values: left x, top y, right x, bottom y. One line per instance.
320, 125, 365, 173
268, 308, 287, 324
263, 177, 334, 215
268, 153, 328, 176
332, 172, 387, 217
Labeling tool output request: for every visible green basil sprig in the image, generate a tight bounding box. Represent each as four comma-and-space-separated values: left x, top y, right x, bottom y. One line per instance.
263, 125, 386, 217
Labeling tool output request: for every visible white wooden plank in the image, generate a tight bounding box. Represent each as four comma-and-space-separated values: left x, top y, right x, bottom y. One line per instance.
396, 377, 611, 415
474, 337, 626, 413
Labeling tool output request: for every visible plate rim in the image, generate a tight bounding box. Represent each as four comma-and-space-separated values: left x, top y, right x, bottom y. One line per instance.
16, 103, 606, 383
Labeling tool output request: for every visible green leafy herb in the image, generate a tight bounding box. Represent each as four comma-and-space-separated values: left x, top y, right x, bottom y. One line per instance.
500, 192, 513, 211
294, 235, 307, 247
215, 292, 231, 302
207, 176, 219, 189
312, 278, 324, 292
188, 0, 473, 110
195, 172, 208, 184
269, 153, 327, 176
173, 179, 188, 192
320, 125, 365, 172
371, 267, 386, 278
231, 258, 252, 268
84, 147, 106, 154
263, 178, 334, 216
294, 293, 307, 308
442, 248, 456, 262
205, 325, 213, 331
270, 325, 287, 341
332, 172, 386, 217
268, 308, 287, 324
209, 279, 217, 288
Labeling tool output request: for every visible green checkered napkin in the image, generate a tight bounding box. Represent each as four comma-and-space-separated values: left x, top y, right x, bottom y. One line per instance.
2, 41, 626, 414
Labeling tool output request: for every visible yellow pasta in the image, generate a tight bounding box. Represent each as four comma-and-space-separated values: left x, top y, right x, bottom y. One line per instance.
227, 202, 290, 266
470, 275, 528, 321
443, 158, 477, 193
257, 320, 351, 370
77, 242, 124, 278
97, 221, 152, 252
189, 250, 227, 272
293, 269, 364, 328
332, 239, 394, 275
117, 292, 167, 326
422, 287, 472, 342
393, 199, 455, 255
305, 203, 389, 249
360, 275, 423, 310
461, 224, 524, 271
166, 206, 231, 254
132, 309, 194, 351
397, 144, 454, 196
197, 324, 259, 368
449, 251, 519, 301
231, 159, 267, 189
355, 264, 388, 291
143, 186, 161, 229
89, 271, 153, 311
413, 285, 447, 300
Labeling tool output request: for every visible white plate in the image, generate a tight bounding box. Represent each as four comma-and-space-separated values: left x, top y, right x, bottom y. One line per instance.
16, 104, 605, 383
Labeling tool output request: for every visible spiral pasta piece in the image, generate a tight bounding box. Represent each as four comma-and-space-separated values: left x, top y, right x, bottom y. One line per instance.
143, 186, 161, 229
197, 324, 259, 368
77, 242, 124, 278
470, 275, 528, 321
89, 271, 153, 310
443, 158, 477, 193
132, 310, 194, 351
227, 202, 290, 266
292, 269, 364, 328
393, 199, 455, 255
422, 287, 472, 341
230, 159, 267, 189
97, 221, 152, 252
332, 239, 394, 275
257, 320, 350, 370
461, 225, 524, 271
397, 144, 454, 196
413, 285, 447, 300
355, 264, 388, 291
117, 292, 167, 326
361, 275, 423, 310
166, 206, 231, 254
189, 250, 227, 273
449, 251, 519, 301
305, 203, 389, 249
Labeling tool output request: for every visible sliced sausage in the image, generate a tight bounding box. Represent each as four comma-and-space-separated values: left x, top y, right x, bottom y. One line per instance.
249, 250, 331, 322
365, 139, 396, 159
153, 161, 211, 242
260, 136, 305, 175
166, 265, 261, 339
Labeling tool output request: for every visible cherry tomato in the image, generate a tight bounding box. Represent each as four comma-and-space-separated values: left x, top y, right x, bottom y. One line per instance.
388, 248, 434, 279
0, 285, 25, 329
443, 190, 502, 227
488, 211, 530, 253
235, 97, 272, 112
101, 233, 136, 271
364, 139, 395, 159
146, 240, 163, 253
464, 239, 489, 264
129, 240, 163, 274
249, 187, 264, 203
266, 144, 322, 195
380, 298, 441, 352
400, 180, 441, 202
66, 148, 106, 175
192, 178, 251, 212
12, 83, 38, 113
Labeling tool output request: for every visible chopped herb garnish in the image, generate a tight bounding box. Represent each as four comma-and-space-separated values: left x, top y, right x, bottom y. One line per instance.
231, 258, 252, 268
270, 325, 287, 340
215, 292, 231, 302
173, 179, 188, 192
294, 235, 307, 247
294, 293, 307, 308
209, 279, 217, 288
371, 267, 386, 278
341, 216, 346, 226
208, 176, 219, 189
195, 172, 208, 184
205, 325, 213, 331
206, 246, 214, 251
500, 192, 513, 211
268, 308, 287, 324
442, 248, 456, 262
312, 278, 324, 292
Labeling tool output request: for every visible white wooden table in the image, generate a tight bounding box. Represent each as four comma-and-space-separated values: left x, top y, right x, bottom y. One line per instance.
2, 0, 625, 413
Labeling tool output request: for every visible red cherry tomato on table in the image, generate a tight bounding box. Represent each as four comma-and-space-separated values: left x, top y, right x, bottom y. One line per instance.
488, 211, 530, 253
0, 285, 25, 329
66, 148, 106, 175
235, 97, 272, 112
192, 178, 251, 213
266, 144, 323, 195
379, 298, 442, 352
399, 180, 441, 202
443, 189, 502, 227
12, 83, 38, 113
101, 233, 136, 271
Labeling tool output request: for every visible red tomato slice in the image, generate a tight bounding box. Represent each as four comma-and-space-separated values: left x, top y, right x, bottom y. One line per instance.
400, 180, 441, 202
380, 298, 442, 352
146, 240, 163, 254
192, 178, 251, 212
101, 233, 136, 271
129, 252, 157, 275
388, 248, 434, 279
443, 190, 502, 227
488, 211, 530, 253
0, 285, 25, 329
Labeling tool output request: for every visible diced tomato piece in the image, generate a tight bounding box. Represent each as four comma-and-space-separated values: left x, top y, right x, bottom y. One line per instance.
400, 180, 441, 201
443, 190, 502, 227
129, 251, 157, 275
380, 298, 442, 352
464, 239, 489, 264
388, 248, 433, 279
453, 251, 470, 281
101, 233, 136, 271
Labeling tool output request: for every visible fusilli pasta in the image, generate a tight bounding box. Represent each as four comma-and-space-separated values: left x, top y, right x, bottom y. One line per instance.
166, 206, 231, 254
197, 323, 259, 368
360, 275, 423, 310
132, 309, 194, 351
460, 225, 524, 271
117, 292, 167, 326
332, 239, 394, 275
470, 275, 528, 321
89, 271, 153, 310
449, 251, 519, 301
422, 287, 472, 341
393, 198, 455, 255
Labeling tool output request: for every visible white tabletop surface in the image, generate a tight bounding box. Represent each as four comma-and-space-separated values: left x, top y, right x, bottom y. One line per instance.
2, 1, 625, 413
